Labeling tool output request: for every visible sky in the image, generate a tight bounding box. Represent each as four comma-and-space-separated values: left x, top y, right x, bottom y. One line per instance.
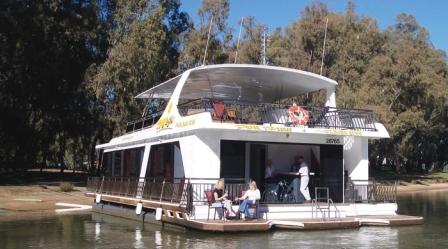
180, 0, 447, 53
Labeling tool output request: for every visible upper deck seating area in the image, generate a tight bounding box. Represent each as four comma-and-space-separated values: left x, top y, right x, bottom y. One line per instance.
124, 65, 382, 133
177, 98, 378, 131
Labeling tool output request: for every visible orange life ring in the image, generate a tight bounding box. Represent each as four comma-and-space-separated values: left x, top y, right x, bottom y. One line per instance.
288, 105, 309, 126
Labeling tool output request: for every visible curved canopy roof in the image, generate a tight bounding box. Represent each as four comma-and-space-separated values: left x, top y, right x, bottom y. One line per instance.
135, 64, 337, 103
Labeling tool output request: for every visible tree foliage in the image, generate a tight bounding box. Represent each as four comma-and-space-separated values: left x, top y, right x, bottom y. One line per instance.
0, 0, 108, 170
1, 0, 447, 174
90, 0, 190, 135
179, 0, 231, 68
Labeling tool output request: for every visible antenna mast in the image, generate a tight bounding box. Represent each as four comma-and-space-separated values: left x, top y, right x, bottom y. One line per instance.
234, 17, 244, 63
320, 17, 329, 75
262, 28, 267, 65
202, 16, 214, 66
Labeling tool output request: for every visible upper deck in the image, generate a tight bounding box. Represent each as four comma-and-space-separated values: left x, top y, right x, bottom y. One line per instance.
136, 64, 338, 102
98, 64, 389, 150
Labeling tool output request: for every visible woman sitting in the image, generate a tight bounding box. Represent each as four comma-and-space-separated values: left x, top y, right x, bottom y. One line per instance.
213, 179, 237, 220
236, 180, 261, 220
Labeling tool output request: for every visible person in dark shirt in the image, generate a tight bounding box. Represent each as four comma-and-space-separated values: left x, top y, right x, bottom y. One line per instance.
213, 179, 237, 219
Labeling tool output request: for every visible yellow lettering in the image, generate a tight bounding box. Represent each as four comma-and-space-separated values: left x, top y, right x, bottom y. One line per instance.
175, 119, 196, 128
235, 124, 292, 133
324, 129, 363, 136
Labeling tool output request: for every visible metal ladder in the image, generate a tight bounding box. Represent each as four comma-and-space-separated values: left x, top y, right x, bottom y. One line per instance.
311, 187, 341, 220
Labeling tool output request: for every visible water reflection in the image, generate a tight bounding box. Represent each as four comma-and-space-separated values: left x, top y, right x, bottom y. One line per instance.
134, 227, 144, 249
154, 230, 162, 248
0, 190, 447, 249
95, 222, 101, 241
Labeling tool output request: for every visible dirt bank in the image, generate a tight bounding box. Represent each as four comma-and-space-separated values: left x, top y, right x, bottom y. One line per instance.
397, 182, 448, 194
0, 185, 91, 213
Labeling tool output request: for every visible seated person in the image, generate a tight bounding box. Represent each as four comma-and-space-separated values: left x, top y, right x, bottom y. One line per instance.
213, 179, 237, 219
236, 180, 261, 219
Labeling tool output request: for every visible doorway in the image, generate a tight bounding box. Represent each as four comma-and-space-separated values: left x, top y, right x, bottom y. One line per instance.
249, 144, 267, 189
319, 145, 343, 202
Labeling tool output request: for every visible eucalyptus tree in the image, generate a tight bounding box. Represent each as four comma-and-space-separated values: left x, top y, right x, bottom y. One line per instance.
231, 16, 267, 65
179, 0, 232, 68
91, 0, 190, 135
360, 14, 448, 172
0, 0, 108, 170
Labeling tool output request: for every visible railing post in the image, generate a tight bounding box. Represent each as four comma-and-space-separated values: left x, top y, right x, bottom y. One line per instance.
160, 180, 165, 202
99, 176, 104, 194
186, 179, 193, 215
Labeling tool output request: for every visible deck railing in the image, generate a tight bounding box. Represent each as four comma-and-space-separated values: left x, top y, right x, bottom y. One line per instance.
87, 177, 397, 209
86, 176, 101, 192
86, 177, 247, 214
177, 99, 378, 131
344, 179, 397, 203
125, 111, 163, 133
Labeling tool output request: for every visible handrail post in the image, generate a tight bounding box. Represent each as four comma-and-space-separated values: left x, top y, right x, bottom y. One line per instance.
99, 176, 104, 194
160, 180, 165, 202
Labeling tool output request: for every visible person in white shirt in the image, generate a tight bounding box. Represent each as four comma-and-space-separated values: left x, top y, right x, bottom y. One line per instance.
236, 180, 261, 219
297, 156, 311, 202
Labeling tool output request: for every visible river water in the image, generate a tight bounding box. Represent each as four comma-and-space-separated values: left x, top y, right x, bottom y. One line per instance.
0, 190, 447, 249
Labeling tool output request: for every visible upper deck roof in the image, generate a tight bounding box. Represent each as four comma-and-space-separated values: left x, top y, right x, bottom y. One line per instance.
135, 64, 338, 102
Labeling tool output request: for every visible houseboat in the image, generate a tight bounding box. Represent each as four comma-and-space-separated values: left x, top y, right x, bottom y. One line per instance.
86, 64, 422, 231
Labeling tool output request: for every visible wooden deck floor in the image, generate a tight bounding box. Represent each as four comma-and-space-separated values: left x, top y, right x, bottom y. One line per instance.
184, 219, 272, 232
164, 214, 423, 232
185, 214, 424, 231
270, 215, 423, 230
87, 192, 423, 232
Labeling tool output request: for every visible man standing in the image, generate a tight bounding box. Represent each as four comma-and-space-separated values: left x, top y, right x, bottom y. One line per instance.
298, 156, 311, 202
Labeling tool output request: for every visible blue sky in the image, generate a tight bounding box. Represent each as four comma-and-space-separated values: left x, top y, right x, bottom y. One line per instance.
180, 0, 447, 53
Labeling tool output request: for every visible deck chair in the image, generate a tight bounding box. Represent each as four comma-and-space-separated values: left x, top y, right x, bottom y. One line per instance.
212, 100, 225, 121
225, 108, 237, 121
204, 190, 224, 220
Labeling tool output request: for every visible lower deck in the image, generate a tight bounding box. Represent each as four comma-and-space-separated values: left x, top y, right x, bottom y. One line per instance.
87, 192, 423, 232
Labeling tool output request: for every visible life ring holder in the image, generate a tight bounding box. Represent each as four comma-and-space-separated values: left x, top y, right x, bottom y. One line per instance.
288, 105, 309, 126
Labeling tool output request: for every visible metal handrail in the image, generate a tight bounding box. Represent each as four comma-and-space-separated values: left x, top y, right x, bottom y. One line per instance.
177, 98, 378, 131
311, 199, 327, 220
328, 199, 341, 220
125, 111, 163, 134
344, 179, 397, 203
86, 176, 247, 215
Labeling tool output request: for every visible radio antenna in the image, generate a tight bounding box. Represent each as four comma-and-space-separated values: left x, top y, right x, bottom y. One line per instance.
320, 17, 329, 75
262, 27, 267, 65
202, 16, 214, 66
234, 17, 244, 63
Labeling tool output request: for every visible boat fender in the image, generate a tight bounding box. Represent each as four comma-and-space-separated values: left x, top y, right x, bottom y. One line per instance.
136, 202, 143, 215
156, 208, 163, 220
95, 194, 102, 204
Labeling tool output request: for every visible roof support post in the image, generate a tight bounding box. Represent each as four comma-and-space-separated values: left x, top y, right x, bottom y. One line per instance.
325, 86, 336, 108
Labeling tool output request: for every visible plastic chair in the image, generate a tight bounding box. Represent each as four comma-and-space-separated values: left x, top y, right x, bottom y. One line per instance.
204, 190, 224, 220
238, 190, 259, 219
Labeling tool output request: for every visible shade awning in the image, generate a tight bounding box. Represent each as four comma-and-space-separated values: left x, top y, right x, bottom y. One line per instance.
135, 64, 337, 103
